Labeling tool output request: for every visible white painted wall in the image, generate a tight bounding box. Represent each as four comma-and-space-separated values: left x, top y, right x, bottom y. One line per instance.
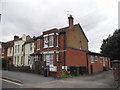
7, 47, 13, 56
24, 43, 34, 66
13, 40, 24, 66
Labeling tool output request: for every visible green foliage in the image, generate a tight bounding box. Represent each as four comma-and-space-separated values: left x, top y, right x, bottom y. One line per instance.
2, 58, 10, 69
100, 29, 120, 60
62, 71, 72, 78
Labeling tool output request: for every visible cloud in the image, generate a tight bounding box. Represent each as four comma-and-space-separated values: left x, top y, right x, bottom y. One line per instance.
1, 0, 119, 52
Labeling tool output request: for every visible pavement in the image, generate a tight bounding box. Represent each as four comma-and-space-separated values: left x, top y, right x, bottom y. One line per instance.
2, 70, 115, 88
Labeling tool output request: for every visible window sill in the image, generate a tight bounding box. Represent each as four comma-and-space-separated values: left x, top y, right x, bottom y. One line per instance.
37, 49, 40, 50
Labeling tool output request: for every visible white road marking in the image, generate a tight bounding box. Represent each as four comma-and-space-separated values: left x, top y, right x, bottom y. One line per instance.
0, 78, 23, 86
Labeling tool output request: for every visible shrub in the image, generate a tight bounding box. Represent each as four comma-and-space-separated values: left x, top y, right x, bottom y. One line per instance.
62, 71, 72, 78
2, 58, 10, 70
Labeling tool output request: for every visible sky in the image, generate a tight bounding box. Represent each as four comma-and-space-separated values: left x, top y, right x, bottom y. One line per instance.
1, 0, 119, 53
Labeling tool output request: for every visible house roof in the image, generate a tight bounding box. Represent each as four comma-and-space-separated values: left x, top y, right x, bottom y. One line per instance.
6, 40, 14, 48
24, 39, 34, 44
67, 47, 109, 57
58, 23, 88, 42
33, 35, 42, 40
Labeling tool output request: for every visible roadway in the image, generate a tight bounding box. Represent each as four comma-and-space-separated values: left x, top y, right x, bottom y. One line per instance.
0, 78, 23, 88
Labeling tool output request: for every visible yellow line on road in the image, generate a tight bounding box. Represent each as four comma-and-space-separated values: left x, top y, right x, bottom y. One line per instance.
0, 78, 23, 86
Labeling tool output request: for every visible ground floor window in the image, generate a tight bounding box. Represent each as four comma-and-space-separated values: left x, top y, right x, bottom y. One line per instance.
44, 54, 53, 66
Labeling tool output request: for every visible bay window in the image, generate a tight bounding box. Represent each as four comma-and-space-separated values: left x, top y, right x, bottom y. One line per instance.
49, 35, 54, 47
44, 36, 48, 48
44, 54, 53, 65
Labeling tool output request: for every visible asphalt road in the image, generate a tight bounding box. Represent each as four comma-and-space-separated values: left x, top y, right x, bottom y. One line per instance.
2, 70, 115, 88
1, 78, 22, 88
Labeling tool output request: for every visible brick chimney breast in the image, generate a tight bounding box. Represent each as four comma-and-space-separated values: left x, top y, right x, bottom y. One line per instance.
14, 35, 19, 40
68, 14, 74, 29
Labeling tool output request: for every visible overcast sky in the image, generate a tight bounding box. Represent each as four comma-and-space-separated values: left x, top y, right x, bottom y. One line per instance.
1, 0, 119, 53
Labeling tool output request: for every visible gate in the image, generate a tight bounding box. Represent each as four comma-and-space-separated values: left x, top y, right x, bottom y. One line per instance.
112, 60, 120, 89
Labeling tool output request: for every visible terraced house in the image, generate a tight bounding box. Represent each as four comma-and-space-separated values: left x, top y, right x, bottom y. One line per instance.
1, 15, 111, 77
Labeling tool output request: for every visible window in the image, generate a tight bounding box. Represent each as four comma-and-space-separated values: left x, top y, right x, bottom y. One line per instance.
17, 56, 19, 65
95, 56, 98, 61
44, 54, 53, 65
15, 45, 17, 53
44, 36, 48, 48
100, 57, 103, 63
15, 56, 16, 65
56, 34, 59, 47
37, 39, 40, 50
50, 54, 53, 65
91, 55, 94, 63
18, 45, 20, 52
21, 56, 23, 65
30, 43, 32, 51
49, 35, 54, 47
28, 56, 30, 64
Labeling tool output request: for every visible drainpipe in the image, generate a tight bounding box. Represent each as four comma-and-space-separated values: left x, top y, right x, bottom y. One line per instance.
64, 33, 66, 71
86, 53, 89, 74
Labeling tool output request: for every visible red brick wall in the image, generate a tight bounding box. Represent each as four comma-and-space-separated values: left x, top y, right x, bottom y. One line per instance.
87, 55, 111, 74
66, 48, 87, 69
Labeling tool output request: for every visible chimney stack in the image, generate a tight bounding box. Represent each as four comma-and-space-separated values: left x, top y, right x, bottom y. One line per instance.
68, 14, 74, 29
14, 35, 19, 40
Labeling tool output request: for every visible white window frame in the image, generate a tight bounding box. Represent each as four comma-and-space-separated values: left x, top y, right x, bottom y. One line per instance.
95, 56, 98, 61
44, 54, 54, 66
56, 34, 59, 47
49, 35, 54, 47
30, 43, 32, 51
18, 45, 20, 52
91, 55, 94, 63
44, 36, 48, 48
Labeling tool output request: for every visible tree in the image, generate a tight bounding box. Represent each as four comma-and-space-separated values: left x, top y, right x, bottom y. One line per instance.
100, 29, 120, 61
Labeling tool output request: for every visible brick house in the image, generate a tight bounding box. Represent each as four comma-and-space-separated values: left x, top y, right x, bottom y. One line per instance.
33, 15, 111, 77
1, 15, 111, 77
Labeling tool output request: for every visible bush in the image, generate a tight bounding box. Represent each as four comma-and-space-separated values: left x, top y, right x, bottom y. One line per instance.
2, 58, 10, 70
62, 71, 72, 78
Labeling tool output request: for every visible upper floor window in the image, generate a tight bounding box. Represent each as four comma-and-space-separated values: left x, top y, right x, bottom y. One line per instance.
91, 55, 94, 63
56, 34, 59, 47
37, 39, 40, 50
49, 35, 54, 47
18, 45, 20, 52
44, 36, 48, 48
30, 43, 32, 51
15, 45, 17, 53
